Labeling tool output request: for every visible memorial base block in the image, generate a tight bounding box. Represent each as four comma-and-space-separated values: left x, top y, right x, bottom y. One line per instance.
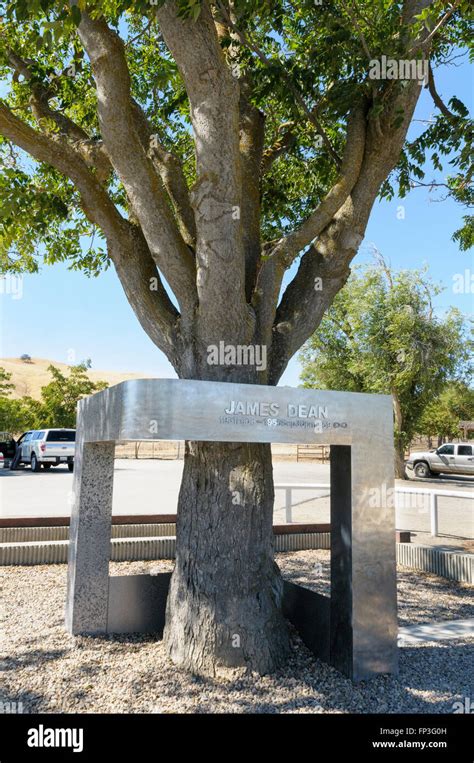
65, 379, 399, 681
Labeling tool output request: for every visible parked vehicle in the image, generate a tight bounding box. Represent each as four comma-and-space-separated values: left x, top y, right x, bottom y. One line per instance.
15, 429, 76, 472
406, 442, 474, 478
0, 432, 16, 469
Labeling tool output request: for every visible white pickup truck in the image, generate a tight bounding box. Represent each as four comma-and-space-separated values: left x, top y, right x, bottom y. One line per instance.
17, 428, 76, 472
406, 442, 474, 478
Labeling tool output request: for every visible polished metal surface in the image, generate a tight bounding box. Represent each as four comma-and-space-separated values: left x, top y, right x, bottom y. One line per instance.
107, 573, 171, 635
66, 378, 398, 681
75, 378, 391, 446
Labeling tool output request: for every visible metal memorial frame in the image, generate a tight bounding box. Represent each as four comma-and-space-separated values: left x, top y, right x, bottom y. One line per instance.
66, 379, 398, 681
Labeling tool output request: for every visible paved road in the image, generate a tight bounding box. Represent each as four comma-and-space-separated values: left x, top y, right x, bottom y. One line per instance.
1, 460, 472, 543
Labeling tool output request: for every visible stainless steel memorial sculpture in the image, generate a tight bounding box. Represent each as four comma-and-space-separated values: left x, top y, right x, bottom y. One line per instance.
66, 379, 398, 681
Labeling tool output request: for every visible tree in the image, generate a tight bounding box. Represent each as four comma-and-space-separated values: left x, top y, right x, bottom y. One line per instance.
0, 395, 43, 433
0, 0, 471, 675
419, 381, 474, 443
19, 353, 32, 363
300, 258, 472, 477
0, 362, 107, 432
0, 366, 42, 432
40, 363, 108, 427
0, 367, 14, 396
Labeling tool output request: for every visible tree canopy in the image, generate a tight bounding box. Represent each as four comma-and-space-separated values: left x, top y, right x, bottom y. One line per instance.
299, 256, 472, 473
0, 1, 472, 384
0, 362, 107, 432
419, 380, 474, 441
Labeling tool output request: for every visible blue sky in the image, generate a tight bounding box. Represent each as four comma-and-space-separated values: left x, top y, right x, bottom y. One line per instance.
1, 55, 473, 386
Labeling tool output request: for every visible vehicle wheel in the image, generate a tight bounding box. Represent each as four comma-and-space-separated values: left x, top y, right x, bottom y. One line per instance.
414, 461, 431, 479
31, 453, 41, 472
42, 463, 52, 470
68, 463, 74, 473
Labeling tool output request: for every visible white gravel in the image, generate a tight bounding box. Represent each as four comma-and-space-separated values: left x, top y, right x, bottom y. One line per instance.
1, 551, 472, 714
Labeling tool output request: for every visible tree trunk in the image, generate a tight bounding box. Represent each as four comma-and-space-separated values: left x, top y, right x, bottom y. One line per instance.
163, 440, 290, 677
394, 440, 407, 480
392, 391, 407, 479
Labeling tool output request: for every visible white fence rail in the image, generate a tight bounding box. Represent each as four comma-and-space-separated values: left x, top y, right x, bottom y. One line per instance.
275, 483, 330, 523
395, 487, 473, 538
274, 483, 473, 537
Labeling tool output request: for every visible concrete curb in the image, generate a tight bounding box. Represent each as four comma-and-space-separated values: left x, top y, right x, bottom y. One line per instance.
0, 531, 330, 565
397, 543, 473, 584
0, 524, 177, 543
1, 530, 471, 584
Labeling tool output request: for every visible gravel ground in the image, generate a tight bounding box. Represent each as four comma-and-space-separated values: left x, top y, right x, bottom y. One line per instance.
1, 552, 473, 714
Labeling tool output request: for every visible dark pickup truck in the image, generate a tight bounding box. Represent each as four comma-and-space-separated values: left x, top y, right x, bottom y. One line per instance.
0, 432, 17, 468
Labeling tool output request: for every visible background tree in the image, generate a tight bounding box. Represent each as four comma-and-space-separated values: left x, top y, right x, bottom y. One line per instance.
300, 258, 472, 477
0, 366, 41, 431
40, 362, 108, 427
0, 362, 107, 432
0, 394, 43, 433
0, 0, 471, 675
419, 381, 474, 444
0, 367, 14, 396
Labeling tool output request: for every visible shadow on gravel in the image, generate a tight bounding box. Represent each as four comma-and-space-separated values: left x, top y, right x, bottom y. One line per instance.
0, 648, 67, 671
173, 637, 473, 714
0, 687, 59, 714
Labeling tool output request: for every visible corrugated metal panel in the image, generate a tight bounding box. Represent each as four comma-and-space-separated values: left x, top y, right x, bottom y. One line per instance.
396, 543, 473, 584
0, 526, 69, 543
0, 523, 177, 543
110, 536, 176, 561
1, 533, 471, 583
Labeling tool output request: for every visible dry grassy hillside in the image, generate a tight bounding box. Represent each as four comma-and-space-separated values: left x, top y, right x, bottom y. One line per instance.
0, 357, 152, 400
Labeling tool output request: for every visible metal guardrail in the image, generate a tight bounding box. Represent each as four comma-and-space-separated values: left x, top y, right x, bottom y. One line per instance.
275, 483, 330, 523
275, 483, 473, 537
395, 487, 473, 538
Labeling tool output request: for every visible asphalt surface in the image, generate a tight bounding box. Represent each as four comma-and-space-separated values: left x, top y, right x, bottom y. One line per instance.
1, 459, 472, 545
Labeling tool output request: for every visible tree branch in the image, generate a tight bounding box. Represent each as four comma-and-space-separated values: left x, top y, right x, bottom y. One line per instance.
409, 0, 462, 52
427, 62, 456, 119
214, 0, 341, 167
0, 100, 181, 361
239, 93, 266, 301
261, 122, 297, 174
157, 0, 252, 347
6, 49, 110, 183
268, 103, 367, 268
338, 0, 372, 59
269, 75, 425, 383
75, 9, 197, 315
130, 99, 196, 248
268, 245, 351, 384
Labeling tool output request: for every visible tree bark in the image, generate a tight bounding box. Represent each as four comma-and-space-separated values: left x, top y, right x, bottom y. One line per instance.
163, 440, 290, 677
392, 391, 407, 479
394, 439, 407, 480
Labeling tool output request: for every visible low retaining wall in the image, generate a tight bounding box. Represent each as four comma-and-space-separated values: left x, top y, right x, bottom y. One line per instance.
0, 526, 471, 584
0, 524, 177, 543
0, 530, 331, 565
397, 543, 473, 584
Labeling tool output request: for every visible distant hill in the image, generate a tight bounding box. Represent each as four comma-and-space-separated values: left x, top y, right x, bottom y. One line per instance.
0, 357, 152, 400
